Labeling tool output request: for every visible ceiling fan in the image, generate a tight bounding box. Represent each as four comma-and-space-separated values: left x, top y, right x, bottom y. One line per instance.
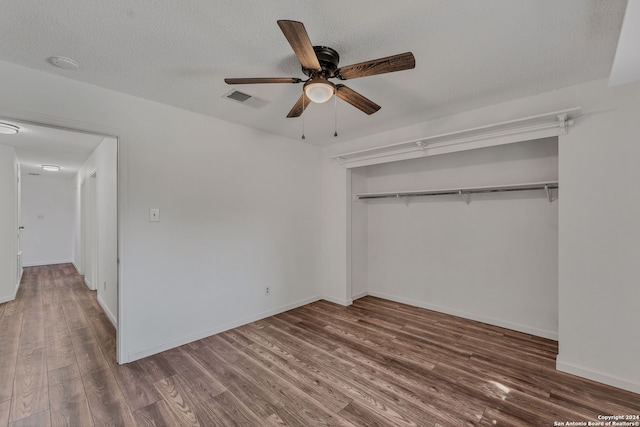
225, 20, 416, 118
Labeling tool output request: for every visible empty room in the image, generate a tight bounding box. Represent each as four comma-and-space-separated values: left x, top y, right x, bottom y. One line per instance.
1, 1, 639, 425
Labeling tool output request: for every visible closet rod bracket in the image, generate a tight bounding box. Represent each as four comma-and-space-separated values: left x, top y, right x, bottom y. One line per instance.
544, 184, 555, 203
458, 190, 470, 205
416, 140, 427, 153
557, 113, 575, 134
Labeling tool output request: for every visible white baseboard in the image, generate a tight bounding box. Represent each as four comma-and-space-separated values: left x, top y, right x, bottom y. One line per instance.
320, 295, 353, 307
126, 295, 323, 363
556, 357, 640, 394
22, 259, 73, 267
71, 262, 82, 275
97, 294, 118, 329
351, 291, 368, 301
0, 282, 20, 304
367, 290, 559, 341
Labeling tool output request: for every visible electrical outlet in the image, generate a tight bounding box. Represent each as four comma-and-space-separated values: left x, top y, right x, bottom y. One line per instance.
264, 287, 270, 296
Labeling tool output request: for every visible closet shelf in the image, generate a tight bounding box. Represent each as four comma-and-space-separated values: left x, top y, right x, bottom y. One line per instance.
331, 108, 580, 168
354, 181, 559, 204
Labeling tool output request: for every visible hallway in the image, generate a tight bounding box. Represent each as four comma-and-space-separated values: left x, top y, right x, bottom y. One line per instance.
0, 264, 128, 425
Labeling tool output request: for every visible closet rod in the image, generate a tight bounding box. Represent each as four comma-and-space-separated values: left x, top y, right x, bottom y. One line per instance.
355, 181, 559, 202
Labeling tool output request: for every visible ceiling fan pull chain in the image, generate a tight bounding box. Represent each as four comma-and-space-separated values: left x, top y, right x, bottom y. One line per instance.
301, 95, 306, 140
334, 92, 338, 137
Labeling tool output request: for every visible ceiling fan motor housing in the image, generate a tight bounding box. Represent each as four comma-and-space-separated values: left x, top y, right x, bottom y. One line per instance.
303, 46, 340, 78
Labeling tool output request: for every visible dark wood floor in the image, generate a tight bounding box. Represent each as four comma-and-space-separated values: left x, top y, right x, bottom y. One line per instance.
1, 265, 639, 426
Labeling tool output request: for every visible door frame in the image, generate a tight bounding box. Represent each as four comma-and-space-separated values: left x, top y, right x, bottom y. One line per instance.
0, 107, 129, 364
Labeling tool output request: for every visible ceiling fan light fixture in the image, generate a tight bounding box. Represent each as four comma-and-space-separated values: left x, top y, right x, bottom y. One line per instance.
0, 122, 20, 135
304, 80, 335, 103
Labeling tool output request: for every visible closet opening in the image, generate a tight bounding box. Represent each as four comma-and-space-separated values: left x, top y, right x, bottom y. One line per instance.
350, 137, 559, 340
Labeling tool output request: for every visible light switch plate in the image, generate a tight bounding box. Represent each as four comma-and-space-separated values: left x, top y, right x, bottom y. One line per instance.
149, 208, 160, 222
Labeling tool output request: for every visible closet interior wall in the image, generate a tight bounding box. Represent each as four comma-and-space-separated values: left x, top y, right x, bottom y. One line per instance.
351, 137, 560, 339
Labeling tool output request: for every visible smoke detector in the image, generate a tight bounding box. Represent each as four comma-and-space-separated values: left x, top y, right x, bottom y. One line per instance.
49, 56, 80, 70
0, 122, 19, 134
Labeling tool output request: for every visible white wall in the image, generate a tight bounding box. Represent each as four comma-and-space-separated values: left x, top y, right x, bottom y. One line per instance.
20, 174, 74, 266
361, 138, 559, 339
0, 60, 322, 363
322, 78, 640, 394
319, 162, 351, 305
557, 82, 640, 394
123, 119, 322, 360
73, 137, 118, 326
0, 144, 19, 303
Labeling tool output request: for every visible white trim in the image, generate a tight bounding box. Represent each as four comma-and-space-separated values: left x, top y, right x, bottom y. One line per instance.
72, 262, 82, 275
98, 294, 118, 329
17, 260, 23, 285
22, 259, 73, 267
556, 357, 640, 394
0, 282, 20, 304
367, 290, 559, 340
127, 295, 322, 362
345, 170, 353, 306
321, 295, 353, 307
116, 134, 128, 364
331, 108, 580, 168
351, 291, 369, 301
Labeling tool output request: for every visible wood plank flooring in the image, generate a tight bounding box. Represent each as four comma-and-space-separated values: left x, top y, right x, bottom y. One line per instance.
1, 264, 639, 426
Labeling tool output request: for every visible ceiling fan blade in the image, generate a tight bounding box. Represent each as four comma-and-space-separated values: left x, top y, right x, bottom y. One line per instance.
224, 77, 302, 84
335, 85, 381, 115
286, 93, 312, 118
336, 52, 415, 80
277, 20, 321, 71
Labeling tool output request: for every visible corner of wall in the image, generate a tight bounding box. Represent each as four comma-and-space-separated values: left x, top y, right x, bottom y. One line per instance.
556, 357, 640, 395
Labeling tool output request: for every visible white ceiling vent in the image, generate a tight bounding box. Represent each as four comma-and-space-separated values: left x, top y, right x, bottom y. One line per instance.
222, 89, 269, 109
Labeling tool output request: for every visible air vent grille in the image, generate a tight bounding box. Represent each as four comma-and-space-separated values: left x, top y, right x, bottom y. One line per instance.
227, 90, 252, 102
222, 89, 270, 109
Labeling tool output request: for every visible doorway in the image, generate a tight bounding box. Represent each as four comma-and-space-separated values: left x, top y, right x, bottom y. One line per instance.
0, 115, 120, 358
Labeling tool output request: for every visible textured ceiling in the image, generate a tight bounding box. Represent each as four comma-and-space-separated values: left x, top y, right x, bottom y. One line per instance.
0, 0, 628, 146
